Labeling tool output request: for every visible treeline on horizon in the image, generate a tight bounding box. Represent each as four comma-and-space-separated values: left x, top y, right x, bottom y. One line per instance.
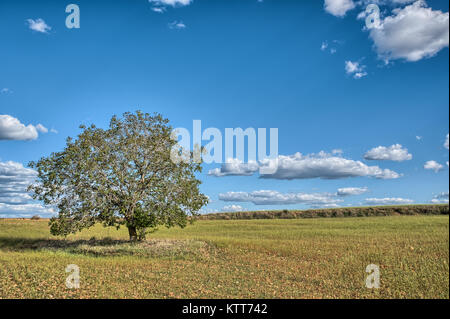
198, 204, 450, 220
3, 204, 449, 221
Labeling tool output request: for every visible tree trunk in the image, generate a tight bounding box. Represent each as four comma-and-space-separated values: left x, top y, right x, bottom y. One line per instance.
128, 225, 138, 241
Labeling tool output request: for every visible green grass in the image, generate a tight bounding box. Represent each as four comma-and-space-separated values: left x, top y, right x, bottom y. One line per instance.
0, 215, 448, 299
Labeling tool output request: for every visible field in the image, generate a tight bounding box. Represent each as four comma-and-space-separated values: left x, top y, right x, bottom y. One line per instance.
0, 214, 449, 299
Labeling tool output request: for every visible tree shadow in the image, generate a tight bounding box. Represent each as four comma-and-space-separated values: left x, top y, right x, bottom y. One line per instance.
0, 236, 131, 252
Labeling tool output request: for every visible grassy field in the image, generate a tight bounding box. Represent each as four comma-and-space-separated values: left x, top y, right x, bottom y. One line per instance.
0, 215, 448, 299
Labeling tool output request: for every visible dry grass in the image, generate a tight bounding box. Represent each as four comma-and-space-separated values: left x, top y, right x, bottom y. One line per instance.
0, 215, 448, 299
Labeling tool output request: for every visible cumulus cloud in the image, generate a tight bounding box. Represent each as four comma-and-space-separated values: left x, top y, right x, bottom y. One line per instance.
259, 152, 400, 180
168, 20, 186, 29
222, 205, 244, 212
337, 187, 369, 196
368, 1, 449, 62
345, 60, 367, 79
210, 151, 400, 180
219, 190, 343, 207
26, 18, 51, 33
0, 203, 55, 217
149, 0, 192, 13
364, 144, 412, 161
444, 134, 449, 150
149, 0, 192, 6
0, 115, 44, 140
0, 160, 54, 217
431, 191, 449, 204
424, 160, 444, 172
321, 40, 341, 54
208, 158, 259, 177
364, 197, 413, 205
391, 0, 416, 4
324, 0, 356, 17
0, 161, 37, 200
151, 7, 166, 13
35, 123, 48, 134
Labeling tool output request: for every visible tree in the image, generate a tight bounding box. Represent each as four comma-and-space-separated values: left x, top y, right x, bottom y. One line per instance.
28, 111, 208, 241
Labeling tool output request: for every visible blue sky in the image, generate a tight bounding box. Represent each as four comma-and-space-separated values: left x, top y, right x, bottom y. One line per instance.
0, 0, 449, 217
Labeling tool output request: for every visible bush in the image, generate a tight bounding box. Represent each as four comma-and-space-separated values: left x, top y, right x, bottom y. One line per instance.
200, 204, 449, 220
31, 215, 41, 220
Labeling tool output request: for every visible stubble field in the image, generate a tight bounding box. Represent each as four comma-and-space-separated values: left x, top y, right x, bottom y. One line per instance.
0, 215, 448, 299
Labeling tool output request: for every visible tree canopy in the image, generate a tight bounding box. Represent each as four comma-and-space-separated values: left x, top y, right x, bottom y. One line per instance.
28, 111, 208, 241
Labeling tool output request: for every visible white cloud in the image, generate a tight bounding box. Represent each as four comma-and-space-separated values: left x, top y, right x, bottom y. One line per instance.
35, 124, 48, 134
391, 0, 417, 4
210, 152, 400, 180
50, 128, 58, 134
0, 160, 54, 217
219, 190, 343, 207
424, 160, 444, 172
222, 205, 244, 212
416, 135, 422, 140
337, 187, 369, 196
345, 61, 360, 73
364, 144, 412, 161
321, 40, 341, 54
0, 115, 39, 140
259, 152, 400, 180
0, 161, 37, 190
149, 0, 192, 13
149, 0, 192, 6
433, 191, 449, 198
364, 197, 414, 205
0, 203, 55, 217
0, 192, 32, 205
431, 191, 449, 204
209, 152, 400, 180
151, 7, 166, 13
345, 60, 367, 79
26, 18, 51, 33
208, 158, 259, 177
168, 20, 186, 29
431, 199, 449, 204
368, 1, 449, 62
324, 0, 356, 17
444, 134, 449, 150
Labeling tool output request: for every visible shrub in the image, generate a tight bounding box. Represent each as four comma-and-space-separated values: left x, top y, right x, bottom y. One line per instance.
200, 205, 449, 220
